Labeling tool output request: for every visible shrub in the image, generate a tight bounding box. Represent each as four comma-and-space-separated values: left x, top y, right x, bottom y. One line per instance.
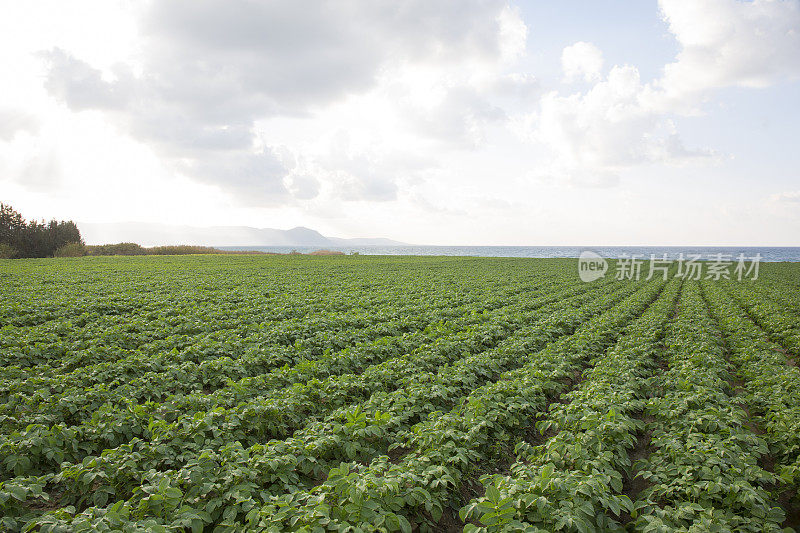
54, 242, 86, 257
0, 243, 18, 258
86, 243, 146, 256
309, 250, 345, 256
148, 245, 219, 255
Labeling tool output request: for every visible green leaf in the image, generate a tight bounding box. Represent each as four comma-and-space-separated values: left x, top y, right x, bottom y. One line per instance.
8, 486, 27, 502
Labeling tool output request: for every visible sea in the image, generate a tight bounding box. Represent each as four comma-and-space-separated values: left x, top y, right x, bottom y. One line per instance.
218, 245, 800, 262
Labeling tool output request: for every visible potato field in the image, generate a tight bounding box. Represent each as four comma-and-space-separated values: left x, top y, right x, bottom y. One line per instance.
0, 255, 799, 532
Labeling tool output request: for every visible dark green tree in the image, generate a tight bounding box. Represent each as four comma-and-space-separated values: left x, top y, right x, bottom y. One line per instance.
0, 203, 84, 258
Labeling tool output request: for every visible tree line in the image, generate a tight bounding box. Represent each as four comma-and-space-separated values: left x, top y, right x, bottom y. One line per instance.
85, 243, 267, 256
0, 203, 290, 258
0, 204, 272, 258
0, 203, 84, 258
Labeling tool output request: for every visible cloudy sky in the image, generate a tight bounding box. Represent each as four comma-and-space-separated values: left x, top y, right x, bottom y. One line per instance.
1, 0, 799, 245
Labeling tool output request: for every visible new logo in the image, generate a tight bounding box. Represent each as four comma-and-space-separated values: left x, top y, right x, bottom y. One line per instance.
578, 250, 607, 282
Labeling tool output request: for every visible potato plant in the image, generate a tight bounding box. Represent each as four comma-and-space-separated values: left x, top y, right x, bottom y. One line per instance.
0, 256, 798, 532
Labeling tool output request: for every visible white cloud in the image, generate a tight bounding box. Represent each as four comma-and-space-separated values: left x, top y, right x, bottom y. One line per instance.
497, 4, 528, 62
3, 0, 798, 245
561, 41, 604, 82
40, 0, 523, 205
283, 173, 320, 201
403, 86, 507, 149
532, 64, 716, 186
42, 49, 134, 111
771, 190, 800, 202
520, 0, 799, 188
658, 0, 800, 102
0, 109, 39, 141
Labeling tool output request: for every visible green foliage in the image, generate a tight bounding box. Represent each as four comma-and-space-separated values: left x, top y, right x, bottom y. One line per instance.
147, 245, 227, 255
54, 242, 86, 257
0, 257, 798, 532
85, 242, 147, 256
0, 243, 17, 258
84, 243, 267, 256
0, 203, 83, 258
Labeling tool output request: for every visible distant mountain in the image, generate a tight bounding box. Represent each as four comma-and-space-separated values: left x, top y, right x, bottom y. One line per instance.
77, 222, 408, 247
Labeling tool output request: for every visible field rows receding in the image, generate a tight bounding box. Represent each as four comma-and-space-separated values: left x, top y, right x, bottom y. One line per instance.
0, 255, 799, 532
0, 273, 617, 483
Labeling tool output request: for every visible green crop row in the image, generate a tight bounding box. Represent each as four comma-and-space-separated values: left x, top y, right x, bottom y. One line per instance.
5, 279, 623, 530
702, 280, 800, 525
0, 277, 608, 485
242, 279, 665, 532
631, 281, 785, 531
0, 286, 526, 432
460, 278, 681, 532
1, 256, 799, 532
